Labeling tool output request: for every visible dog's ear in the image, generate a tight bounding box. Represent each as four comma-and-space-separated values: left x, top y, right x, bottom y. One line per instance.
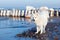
32, 13, 35, 17
32, 13, 39, 17
32, 13, 34, 16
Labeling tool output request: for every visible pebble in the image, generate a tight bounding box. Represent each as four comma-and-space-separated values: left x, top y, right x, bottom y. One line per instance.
54, 36, 58, 40
16, 22, 60, 40
54, 29, 59, 32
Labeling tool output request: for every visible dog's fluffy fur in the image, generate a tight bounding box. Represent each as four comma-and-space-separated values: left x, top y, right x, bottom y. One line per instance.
32, 7, 49, 34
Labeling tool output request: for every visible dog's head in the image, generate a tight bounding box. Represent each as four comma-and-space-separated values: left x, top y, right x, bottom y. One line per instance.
32, 13, 39, 20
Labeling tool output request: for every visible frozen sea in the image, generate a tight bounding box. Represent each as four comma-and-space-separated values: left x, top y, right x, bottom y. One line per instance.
0, 17, 60, 40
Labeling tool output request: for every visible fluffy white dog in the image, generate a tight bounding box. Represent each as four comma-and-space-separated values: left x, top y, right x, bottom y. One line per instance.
32, 7, 49, 34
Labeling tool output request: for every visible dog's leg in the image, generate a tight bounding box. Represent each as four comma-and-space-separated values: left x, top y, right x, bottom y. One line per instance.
40, 25, 44, 34
35, 26, 40, 34
43, 25, 46, 33
43, 20, 48, 33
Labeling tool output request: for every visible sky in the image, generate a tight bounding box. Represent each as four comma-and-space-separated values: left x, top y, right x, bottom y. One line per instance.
0, 0, 59, 9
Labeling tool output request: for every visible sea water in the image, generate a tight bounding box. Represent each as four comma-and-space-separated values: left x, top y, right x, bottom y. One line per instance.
0, 17, 60, 40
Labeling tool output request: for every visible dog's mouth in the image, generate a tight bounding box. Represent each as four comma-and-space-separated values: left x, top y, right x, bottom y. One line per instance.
35, 17, 36, 18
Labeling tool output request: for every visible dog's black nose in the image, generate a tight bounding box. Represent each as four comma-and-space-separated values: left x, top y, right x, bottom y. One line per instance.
32, 19, 35, 21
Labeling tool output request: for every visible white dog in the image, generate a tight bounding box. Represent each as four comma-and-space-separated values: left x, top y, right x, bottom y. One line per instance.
32, 7, 49, 34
